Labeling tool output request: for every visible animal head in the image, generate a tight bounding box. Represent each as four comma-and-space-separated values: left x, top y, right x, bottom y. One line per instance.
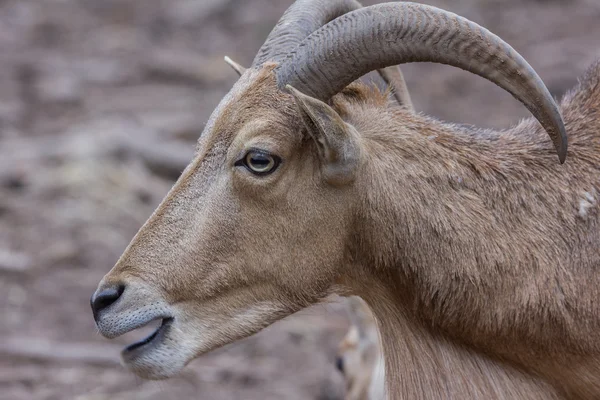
91, 0, 566, 380
91, 68, 357, 378
336, 296, 385, 400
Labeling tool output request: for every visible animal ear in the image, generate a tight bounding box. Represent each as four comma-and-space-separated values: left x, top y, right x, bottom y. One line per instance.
286, 84, 360, 186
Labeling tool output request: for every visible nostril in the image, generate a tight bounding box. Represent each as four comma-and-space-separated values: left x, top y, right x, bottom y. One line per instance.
91, 284, 125, 319
335, 356, 344, 374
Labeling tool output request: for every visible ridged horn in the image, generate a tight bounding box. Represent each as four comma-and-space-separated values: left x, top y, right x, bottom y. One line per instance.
378, 66, 413, 111
276, 2, 567, 163
251, 0, 362, 67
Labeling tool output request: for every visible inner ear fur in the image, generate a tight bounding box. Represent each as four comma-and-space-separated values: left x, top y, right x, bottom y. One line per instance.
286, 84, 361, 186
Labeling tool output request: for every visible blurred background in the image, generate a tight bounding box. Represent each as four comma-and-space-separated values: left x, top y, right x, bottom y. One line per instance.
1, 0, 599, 399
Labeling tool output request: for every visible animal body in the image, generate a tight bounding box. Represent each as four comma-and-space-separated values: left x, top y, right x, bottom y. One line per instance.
337, 296, 386, 400
91, 1, 600, 398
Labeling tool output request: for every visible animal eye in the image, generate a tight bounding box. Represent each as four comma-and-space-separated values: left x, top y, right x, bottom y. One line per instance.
237, 150, 281, 175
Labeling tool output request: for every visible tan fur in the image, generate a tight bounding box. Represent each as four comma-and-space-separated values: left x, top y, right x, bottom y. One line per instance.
93, 59, 600, 399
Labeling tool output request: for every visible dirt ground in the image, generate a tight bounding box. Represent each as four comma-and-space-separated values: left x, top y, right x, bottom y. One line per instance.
1, 0, 599, 399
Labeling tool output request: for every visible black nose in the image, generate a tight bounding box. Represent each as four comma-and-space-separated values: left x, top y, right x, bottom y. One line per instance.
335, 356, 344, 374
91, 284, 124, 320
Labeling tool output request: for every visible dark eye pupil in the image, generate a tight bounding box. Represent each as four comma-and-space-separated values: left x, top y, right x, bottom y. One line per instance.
250, 155, 269, 165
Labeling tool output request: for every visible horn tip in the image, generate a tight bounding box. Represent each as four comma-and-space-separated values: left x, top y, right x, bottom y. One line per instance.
285, 84, 299, 94
558, 149, 567, 164
224, 55, 247, 76
556, 125, 568, 164
224, 55, 235, 67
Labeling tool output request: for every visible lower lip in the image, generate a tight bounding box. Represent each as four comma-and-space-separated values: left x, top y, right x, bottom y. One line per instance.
122, 318, 173, 356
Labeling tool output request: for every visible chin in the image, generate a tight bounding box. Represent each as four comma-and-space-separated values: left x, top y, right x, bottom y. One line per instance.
118, 318, 191, 380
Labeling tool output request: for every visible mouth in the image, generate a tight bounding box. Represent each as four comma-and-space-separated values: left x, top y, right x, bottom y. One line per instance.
121, 317, 173, 357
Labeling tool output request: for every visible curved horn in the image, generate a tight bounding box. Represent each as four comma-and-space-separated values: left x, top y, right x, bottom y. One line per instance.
252, 0, 362, 67
277, 2, 567, 163
378, 66, 414, 111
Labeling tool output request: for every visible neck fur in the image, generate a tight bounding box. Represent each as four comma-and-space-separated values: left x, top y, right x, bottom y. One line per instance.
343, 95, 600, 398
357, 277, 561, 399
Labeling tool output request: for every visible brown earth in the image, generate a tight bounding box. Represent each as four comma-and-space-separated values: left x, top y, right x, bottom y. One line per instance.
1, 0, 599, 399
